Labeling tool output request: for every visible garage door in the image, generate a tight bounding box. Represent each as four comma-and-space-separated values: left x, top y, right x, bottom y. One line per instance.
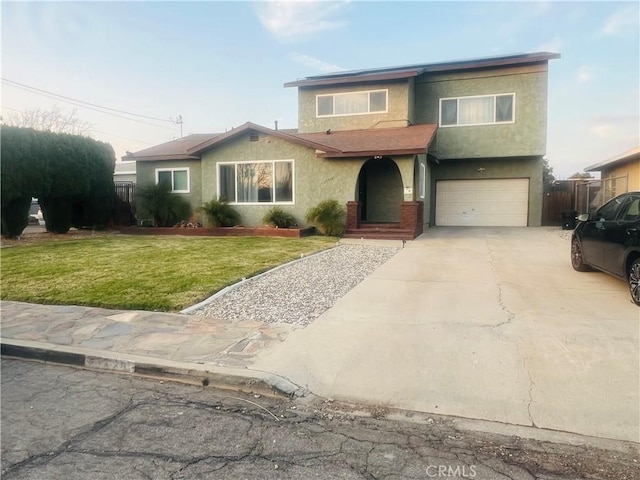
435, 179, 529, 226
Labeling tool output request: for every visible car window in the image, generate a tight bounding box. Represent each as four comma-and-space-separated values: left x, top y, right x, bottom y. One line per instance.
619, 196, 640, 222
596, 195, 626, 221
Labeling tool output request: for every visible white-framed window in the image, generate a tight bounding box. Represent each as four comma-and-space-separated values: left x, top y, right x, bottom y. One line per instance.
317, 89, 388, 117
439, 93, 515, 127
419, 163, 426, 199
218, 160, 294, 204
156, 168, 190, 193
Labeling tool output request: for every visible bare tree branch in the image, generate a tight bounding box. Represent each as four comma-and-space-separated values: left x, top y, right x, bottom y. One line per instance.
5, 105, 93, 135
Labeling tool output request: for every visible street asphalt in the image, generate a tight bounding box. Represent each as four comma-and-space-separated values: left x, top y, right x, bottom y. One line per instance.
1, 227, 638, 452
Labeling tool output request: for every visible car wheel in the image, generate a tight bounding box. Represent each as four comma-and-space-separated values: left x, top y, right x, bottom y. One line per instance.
629, 259, 640, 306
571, 238, 590, 272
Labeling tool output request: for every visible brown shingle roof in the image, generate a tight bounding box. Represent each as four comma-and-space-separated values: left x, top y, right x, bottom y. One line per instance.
128, 123, 437, 162
188, 122, 341, 155
294, 124, 437, 158
123, 133, 221, 161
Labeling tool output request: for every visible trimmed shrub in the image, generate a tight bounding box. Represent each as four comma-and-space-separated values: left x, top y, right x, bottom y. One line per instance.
0, 126, 116, 237
198, 198, 240, 227
263, 207, 297, 228
305, 199, 346, 236
41, 197, 73, 234
0, 197, 31, 239
136, 183, 192, 227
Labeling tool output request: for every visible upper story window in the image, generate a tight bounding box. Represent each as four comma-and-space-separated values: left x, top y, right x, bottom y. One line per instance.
317, 89, 387, 117
440, 93, 515, 127
156, 168, 189, 193
218, 160, 294, 204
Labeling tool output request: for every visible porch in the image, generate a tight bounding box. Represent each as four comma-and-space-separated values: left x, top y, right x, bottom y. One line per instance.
344, 201, 424, 240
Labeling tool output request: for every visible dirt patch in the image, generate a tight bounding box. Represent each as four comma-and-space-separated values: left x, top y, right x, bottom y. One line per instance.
0, 227, 121, 248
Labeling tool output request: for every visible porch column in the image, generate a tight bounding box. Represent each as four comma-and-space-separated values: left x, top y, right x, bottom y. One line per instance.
400, 201, 424, 237
346, 201, 361, 230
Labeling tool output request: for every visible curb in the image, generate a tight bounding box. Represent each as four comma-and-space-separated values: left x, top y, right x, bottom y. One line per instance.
0, 338, 307, 399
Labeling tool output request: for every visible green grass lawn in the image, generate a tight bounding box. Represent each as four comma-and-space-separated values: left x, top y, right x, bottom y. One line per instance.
0, 235, 336, 311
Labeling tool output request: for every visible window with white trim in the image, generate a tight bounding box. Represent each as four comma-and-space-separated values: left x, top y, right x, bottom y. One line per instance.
218, 160, 294, 204
317, 89, 387, 117
439, 93, 515, 126
419, 163, 426, 199
156, 168, 189, 193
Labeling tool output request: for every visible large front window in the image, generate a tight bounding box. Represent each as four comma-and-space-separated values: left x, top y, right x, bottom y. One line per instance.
317, 89, 387, 117
218, 160, 294, 204
156, 168, 189, 193
440, 93, 515, 126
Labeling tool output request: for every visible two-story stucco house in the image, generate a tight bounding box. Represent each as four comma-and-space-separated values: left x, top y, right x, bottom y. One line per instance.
127, 52, 559, 238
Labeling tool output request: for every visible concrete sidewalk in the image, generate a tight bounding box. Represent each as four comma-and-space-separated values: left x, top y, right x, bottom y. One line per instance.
0, 301, 304, 396
251, 228, 640, 444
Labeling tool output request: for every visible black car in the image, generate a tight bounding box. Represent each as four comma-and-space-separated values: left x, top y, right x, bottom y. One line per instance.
571, 191, 640, 305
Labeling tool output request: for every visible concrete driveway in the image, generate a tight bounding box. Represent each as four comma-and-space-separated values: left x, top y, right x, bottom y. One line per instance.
251, 227, 639, 443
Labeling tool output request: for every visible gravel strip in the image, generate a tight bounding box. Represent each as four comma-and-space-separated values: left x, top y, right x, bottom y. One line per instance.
544, 226, 574, 240
191, 245, 399, 326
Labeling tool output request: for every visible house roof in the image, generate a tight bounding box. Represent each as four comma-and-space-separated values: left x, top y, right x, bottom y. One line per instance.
187, 122, 342, 155
127, 122, 437, 162
585, 146, 640, 172
294, 124, 437, 158
123, 133, 221, 161
285, 52, 561, 88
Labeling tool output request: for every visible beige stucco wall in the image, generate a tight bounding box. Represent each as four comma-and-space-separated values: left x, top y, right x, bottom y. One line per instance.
136, 159, 203, 213
414, 63, 550, 159
602, 159, 640, 191
297, 80, 413, 134
429, 156, 544, 226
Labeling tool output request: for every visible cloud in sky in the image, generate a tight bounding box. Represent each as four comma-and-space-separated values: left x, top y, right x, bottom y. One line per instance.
600, 4, 639, 36
290, 53, 343, 73
576, 65, 593, 83
256, 0, 349, 39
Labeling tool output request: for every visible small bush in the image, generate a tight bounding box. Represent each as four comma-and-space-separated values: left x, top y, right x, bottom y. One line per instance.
199, 198, 240, 227
136, 183, 192, 227
263, 207, 297, 228
305, 199, 345, 236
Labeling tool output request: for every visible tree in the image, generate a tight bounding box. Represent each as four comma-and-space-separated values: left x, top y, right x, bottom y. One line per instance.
5, 105, 92, 135
542, 158, 555, 191
569, 172, 594, 180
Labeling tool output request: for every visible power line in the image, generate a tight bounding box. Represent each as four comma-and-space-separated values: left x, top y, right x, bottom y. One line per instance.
2, 78, 174, 123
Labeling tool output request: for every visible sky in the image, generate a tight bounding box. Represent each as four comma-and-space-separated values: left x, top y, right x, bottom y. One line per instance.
1, 0, 639, 179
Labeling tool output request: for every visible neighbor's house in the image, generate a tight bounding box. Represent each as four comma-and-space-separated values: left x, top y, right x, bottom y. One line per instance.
126, 52, 560, 238
584, 146, 640, 199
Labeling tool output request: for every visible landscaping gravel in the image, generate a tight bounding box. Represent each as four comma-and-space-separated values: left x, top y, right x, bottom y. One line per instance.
191, 245, 399, 326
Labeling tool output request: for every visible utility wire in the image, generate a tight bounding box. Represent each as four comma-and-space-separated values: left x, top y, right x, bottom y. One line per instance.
2, 104, 157, 146
2, 78, 177, 131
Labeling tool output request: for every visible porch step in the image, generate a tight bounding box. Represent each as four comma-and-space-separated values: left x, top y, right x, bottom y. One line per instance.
343, 228, 416, 240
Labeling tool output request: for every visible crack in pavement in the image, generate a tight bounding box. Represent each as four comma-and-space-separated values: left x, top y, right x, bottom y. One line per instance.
3, 360, 638, 480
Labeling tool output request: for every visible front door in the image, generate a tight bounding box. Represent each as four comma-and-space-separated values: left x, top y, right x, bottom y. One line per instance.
357, 157, 403, 223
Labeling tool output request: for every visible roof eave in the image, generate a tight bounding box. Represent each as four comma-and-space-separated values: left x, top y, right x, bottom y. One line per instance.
285, 70, 421, 88
187, 122, 342, 155
127, 154, 201, 162
318, 147, 427, 159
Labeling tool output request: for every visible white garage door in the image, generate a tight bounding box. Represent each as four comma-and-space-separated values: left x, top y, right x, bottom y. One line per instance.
436, 179, 529, 226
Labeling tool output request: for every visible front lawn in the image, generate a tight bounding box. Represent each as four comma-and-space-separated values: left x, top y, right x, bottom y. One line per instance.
0, 234, 336, 311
